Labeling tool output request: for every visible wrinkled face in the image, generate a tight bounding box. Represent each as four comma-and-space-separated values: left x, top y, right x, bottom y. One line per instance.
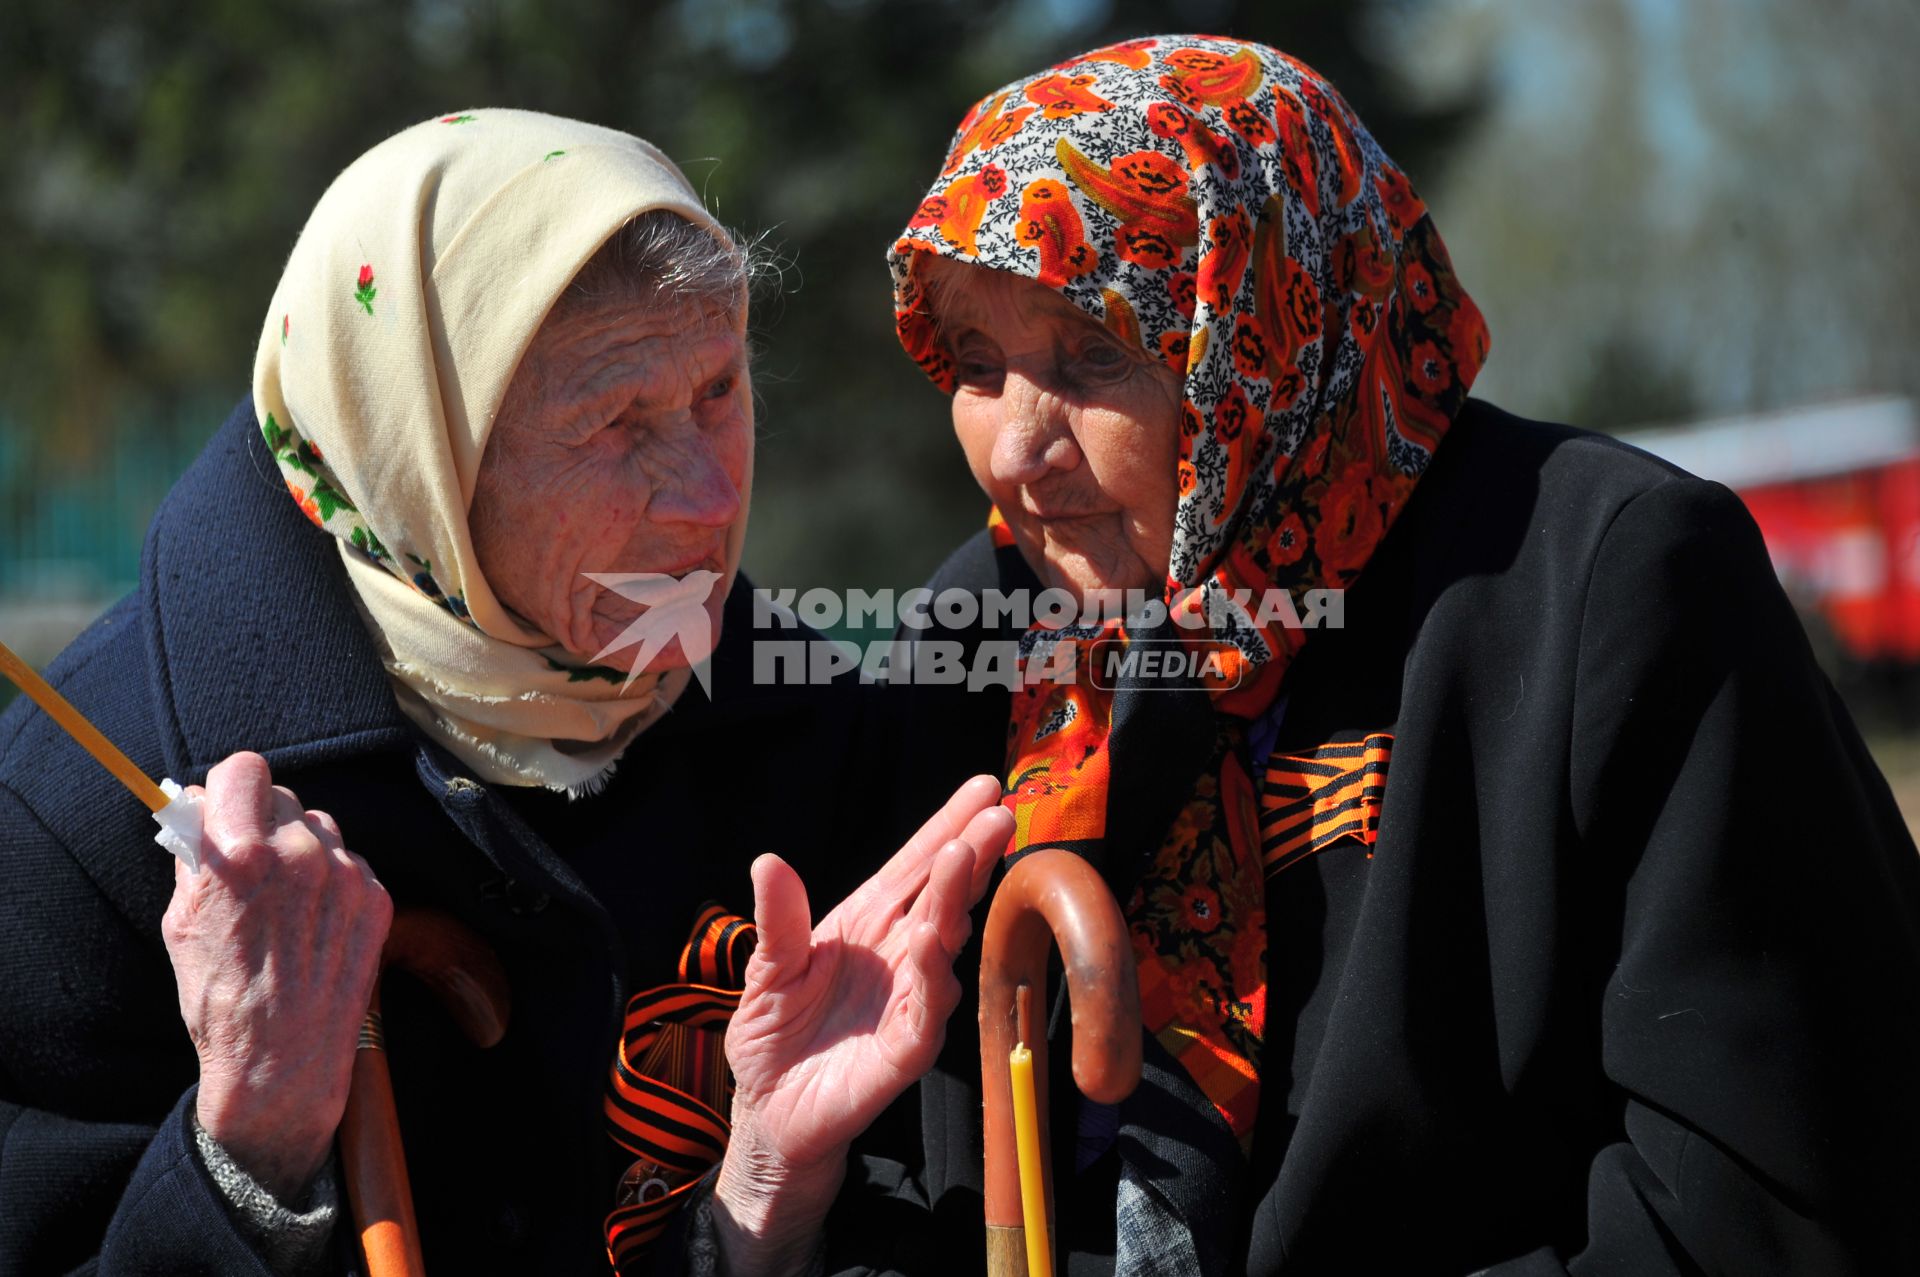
926, 256, 1182, 600
471, 293, 751, 672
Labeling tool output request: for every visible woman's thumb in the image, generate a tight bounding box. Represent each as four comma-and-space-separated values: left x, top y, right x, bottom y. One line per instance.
748, 853, 813, 982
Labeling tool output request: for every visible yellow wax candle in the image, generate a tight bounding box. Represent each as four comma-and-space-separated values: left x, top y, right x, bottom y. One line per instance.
1008, 1041, 1052, 1277
0, 638, 168, 812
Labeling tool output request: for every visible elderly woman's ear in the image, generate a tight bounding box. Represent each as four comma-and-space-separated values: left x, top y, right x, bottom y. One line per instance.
471, 212, 754, 674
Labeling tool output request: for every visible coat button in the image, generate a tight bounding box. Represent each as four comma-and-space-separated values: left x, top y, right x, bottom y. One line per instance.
509, 881, 552, 916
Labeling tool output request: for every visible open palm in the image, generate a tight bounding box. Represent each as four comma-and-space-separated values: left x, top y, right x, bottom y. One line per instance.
724, 775, 1013, 1173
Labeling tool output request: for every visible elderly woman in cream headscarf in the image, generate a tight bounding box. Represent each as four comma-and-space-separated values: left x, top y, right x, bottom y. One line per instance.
0, 110, 1009, 1276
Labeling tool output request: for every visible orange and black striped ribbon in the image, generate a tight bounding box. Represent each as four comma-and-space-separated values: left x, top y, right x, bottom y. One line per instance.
603, 904, 756, 1274
1260, 733, 1393, 875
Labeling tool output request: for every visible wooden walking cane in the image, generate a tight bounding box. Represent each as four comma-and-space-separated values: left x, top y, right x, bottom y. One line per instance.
338, 908, 511, 1277
980, 849, 1143, 1277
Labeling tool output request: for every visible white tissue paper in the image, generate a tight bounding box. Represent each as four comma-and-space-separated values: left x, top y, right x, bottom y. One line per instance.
152, 778, 204, 873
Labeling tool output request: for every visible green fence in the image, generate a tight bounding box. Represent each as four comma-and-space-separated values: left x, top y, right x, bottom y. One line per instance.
0, 409, 218, 601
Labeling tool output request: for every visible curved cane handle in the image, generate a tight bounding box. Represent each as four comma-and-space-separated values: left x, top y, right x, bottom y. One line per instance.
980, 849, 1142, 1272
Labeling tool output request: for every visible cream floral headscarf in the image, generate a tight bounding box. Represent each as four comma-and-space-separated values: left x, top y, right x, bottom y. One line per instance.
253, 109, 750, 793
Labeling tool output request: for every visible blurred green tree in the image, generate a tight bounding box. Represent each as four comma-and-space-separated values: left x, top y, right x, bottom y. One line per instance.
0, 0, 1460, 602
1374, 0, 1920, 432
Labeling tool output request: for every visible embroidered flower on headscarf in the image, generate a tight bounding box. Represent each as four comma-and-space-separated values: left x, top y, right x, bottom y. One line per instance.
909, 194, 949, 226
406, 554, 444, 598
1404, 261, 1439, 314
1374, 166, 1425, 233
1349, 297, 1380, 343
1269, 512, 1308, 567
1231, 318, 1271, 379
1335, 225, 1395, 301
1222, 99, 1275, 148
910, 165, 1010, 257
1145, 101, 1241, 181
1273, 93, 1318, 217
1082, 37, 1158, 70
1317, 461, 1386, 579
1057, 140, 1197, 269
1116, 150, 1186, 197
1198, 208, 1252, 310
1161, 45, 1264, 110
1280, 258, 1321, 345
1449, 302, 1490, 382
286, 477, 322, 526
1102, 289, 1142, 348
353, 264, 377, 316
1016, 179, 1097, 286
947, 93, 1039, 174
1180, 882, 1224, 933
1271, 360, 1306, 413
1158, 331, 1191, 374
1412, 341, 1452, 394
1213, 383, 1253, 442
1025, 71, 1115, 119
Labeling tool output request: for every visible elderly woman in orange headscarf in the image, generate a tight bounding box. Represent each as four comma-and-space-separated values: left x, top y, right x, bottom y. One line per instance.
702, 33, 1920, 1277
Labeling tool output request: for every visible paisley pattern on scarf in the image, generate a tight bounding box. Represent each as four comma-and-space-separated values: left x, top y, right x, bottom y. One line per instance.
890, 36, 1488, 1145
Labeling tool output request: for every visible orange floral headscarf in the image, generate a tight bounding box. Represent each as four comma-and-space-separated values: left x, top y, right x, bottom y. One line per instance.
889, 36, 1488, 1145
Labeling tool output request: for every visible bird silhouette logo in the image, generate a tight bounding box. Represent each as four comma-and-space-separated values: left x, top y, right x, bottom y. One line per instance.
580, 570, 724, 695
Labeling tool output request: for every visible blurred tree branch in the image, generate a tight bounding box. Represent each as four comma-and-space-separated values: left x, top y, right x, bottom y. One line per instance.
0, 0, 1460, 590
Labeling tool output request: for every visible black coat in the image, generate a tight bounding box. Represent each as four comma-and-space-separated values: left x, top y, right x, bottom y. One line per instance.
823, 399, 1920, 1275
0, 399, 885, 1275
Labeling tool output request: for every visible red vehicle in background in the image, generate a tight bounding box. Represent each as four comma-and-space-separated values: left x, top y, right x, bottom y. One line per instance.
1624, 396, 1920, 668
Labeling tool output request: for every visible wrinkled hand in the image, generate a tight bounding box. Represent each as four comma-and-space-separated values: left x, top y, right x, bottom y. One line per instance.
161, 751, 392, 1201
713, 775, 1014, 1273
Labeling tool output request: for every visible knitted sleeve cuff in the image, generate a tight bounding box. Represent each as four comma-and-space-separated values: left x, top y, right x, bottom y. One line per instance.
189, 1116, 340, 1277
